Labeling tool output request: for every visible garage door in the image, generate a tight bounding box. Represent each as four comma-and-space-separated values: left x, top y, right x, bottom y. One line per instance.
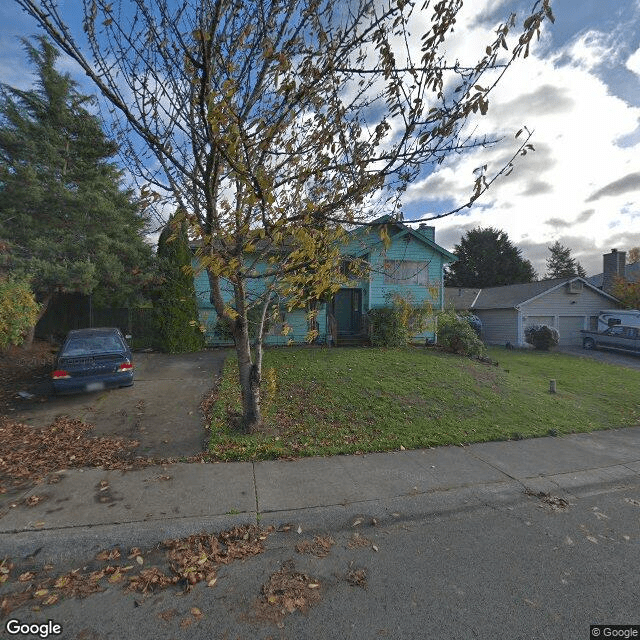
524, 316, 554, 329
558, 316, 586, 346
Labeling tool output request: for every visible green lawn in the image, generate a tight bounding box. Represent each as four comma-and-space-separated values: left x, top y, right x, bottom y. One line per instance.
207, 346, 640, 461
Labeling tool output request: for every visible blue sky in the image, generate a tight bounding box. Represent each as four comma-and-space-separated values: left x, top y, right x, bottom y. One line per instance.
2, 0, 640, 277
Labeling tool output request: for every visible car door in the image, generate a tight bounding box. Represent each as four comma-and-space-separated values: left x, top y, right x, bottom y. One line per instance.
600, 326, 624, 350
619, 327, 637, 352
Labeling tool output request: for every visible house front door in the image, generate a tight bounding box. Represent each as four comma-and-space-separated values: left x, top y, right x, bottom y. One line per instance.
334, 288, 362, 335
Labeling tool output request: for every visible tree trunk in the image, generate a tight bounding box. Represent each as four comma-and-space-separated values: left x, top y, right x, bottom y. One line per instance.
22, 292, 53, 350
207, 267, 266, 433
234, 327, 262, 434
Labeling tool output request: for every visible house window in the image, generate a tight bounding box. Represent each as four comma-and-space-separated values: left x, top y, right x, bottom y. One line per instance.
383, 260, 430, 285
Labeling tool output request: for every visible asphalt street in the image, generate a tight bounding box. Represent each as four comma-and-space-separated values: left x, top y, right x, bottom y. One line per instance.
2, 476, 639, 640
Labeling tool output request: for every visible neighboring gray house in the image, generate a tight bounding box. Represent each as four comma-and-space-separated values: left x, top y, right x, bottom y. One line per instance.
445, 277, 621, 347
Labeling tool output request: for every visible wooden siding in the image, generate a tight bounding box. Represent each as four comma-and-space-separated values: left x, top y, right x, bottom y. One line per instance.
192, 259, 327, 346
521, 282, 621, 346
474, 309, 519, 345
193, 223, 452, 345
342, 228, 447, 340
522, 282, 618, 317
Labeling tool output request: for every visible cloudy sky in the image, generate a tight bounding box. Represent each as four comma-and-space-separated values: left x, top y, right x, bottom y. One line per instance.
1, 0, 639, 277
399, 0, 640, 277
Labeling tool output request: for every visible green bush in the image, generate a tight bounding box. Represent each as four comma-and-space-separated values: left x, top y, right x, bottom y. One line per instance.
368, 306, 409, 347
0, 276, 40, 350
524, 324, 559, 351
368, 293, 435, 347
437, 311, 485, 356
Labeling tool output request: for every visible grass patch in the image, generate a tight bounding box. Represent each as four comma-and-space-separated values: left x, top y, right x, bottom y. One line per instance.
207, 347, 640, 461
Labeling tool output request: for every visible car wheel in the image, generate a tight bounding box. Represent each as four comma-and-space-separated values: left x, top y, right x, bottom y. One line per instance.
583, 338, 595, 350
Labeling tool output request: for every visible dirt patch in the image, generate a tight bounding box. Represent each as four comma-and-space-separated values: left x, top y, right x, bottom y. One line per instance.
0, 341, 57, 414
462, 361, 503, 393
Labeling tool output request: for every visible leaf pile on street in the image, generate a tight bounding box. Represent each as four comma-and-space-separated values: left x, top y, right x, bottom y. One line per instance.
295, 535, 335, 558
255, 559, 322, 624
347, 532, 374, 549
0, 416, 144, 489
162, 525, 271, 591
345, 566, 368, 589
0, 525, 274, 617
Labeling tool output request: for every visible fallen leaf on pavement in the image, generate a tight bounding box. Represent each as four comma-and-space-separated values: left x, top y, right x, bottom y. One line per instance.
295, 535, 335, 558
347, 533, 373, 549
345, 568, 367, 589
255, 560, 322, 624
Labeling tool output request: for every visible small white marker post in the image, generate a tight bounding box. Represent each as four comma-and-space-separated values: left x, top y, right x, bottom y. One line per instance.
549, 379, 557, 394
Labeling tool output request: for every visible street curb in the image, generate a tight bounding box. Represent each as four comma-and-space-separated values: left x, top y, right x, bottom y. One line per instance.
0, 513, 257, 569
3, 466, 638, 569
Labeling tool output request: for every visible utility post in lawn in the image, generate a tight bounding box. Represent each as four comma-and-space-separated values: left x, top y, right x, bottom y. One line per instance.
16, 0, 554, 432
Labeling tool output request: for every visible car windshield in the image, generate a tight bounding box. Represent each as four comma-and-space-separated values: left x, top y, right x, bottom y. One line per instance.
62, 335, 125, 356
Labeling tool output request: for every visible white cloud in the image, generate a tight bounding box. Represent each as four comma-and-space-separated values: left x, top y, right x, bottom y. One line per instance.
402, 14, 640, 277
626, 46, 640, 75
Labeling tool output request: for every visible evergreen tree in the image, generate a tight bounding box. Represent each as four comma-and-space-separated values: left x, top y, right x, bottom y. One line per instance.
154, 211, 204, 353
444, 227, 537, 288
0, 37, 152, 345
545, 241, 586, 279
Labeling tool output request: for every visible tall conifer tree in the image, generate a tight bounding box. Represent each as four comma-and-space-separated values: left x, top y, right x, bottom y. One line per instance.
544, 241, 586, 279
154, 211, 204, 353
445, 228, 537, 288
0, 37, 152, 345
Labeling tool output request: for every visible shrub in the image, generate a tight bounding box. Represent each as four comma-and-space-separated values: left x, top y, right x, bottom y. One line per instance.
368, 293, 435, 347
0, 276, 40, 350
437, 311, 485, 356
524, 324, 559, 351
368, 306, 409, 347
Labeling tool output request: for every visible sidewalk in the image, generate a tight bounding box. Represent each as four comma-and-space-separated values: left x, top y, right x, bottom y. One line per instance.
2, 426, 640, 566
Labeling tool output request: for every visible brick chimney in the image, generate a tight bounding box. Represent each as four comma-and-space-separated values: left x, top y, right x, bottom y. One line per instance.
602, 248, 626, 293
418, 223, 435, 241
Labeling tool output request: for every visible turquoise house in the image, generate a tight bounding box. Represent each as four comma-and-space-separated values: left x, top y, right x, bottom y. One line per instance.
193, 216, 456, 346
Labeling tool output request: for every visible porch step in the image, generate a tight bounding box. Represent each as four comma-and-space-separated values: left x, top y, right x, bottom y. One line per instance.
336, 336, 370, 347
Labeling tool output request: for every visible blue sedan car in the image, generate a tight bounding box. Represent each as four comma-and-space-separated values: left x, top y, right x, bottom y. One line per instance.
52, 328, 134, 394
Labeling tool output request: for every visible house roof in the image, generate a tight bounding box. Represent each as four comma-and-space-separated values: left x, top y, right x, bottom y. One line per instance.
189, 215, 457, 262
349, 215, 457, 262
586, 262, 640, 288
447, 277, 619, 310
444, 287, 481, 310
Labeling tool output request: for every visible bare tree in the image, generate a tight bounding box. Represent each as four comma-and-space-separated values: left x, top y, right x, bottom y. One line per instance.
15, 0, 554, 432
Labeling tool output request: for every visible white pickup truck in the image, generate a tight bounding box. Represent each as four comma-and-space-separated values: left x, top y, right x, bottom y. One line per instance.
581, 325, 640, 354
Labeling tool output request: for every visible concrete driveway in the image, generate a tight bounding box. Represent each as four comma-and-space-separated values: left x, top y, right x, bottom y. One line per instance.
558, 345, 640, 370
12, 350, 229, 458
